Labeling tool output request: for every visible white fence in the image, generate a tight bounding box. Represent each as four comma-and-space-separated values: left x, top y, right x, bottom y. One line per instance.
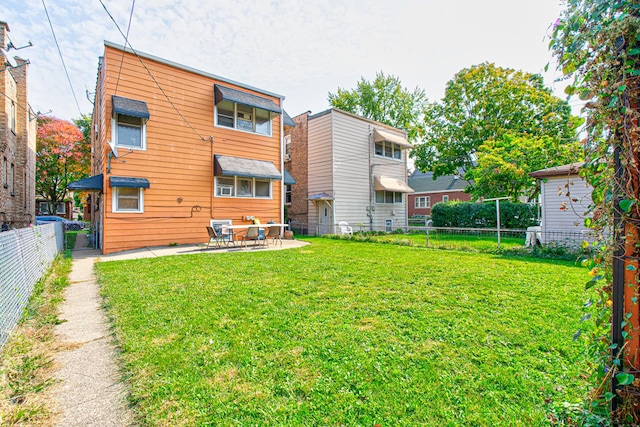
0, 223, 64, 347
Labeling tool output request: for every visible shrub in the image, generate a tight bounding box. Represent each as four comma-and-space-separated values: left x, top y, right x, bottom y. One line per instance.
431, 200, 538, 229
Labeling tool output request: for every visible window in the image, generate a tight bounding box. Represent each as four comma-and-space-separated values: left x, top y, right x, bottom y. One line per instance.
10, 163, 14, 194
113, 187, 143, 213
284, 135, 292, 160
10, 101, 16, 133
414, 196, 431, 209
39, 202, 48, 214
374, 141, 402, 160
442, 195, 449, 203
285, 184, 292, 204
114, 114, 146, 149
375, 191, 403, 204
216, 101, 272, 136
56, 203, 66, 214
215, 177, 272, 198
2, 157, 6, 187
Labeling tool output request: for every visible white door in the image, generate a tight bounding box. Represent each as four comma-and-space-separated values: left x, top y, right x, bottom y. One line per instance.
318, 202, 332, 235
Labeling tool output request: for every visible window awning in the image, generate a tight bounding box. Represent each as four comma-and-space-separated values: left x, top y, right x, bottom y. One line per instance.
284, 169, 296, 185
109, 176, 150, 188
373, 128, 412, 149
214, 84, 282, 114
112, 95, 150, 119
68, 174, 104, 192
374, 175, 414, 193
283, 110, 296, 128
214, 155, 282, 180
307, 192, 334, 201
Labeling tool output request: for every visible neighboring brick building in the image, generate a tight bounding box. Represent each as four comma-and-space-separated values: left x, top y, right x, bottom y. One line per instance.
0, 21, 36, 230
284, 111, 309, 232
407, 169, 470, 217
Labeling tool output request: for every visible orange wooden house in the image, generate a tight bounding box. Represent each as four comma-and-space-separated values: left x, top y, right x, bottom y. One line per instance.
70, 42, 294, 254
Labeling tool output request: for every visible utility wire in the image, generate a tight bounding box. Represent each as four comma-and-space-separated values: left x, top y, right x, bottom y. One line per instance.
98, 0, 207, 141
114, 0, 136, 95
41, 0, 83, 116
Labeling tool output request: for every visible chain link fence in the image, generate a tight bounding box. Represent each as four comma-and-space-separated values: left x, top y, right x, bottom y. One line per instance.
0, 223, 64, 348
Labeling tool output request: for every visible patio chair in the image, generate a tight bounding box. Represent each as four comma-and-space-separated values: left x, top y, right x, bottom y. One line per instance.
266, 225, 282, 247
338, 221, 353, 235
206, 226, 224, 249
241, 226, 263, 248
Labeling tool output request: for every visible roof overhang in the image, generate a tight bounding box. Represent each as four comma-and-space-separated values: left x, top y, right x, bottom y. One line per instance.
307, 192, 334, 201
214, 84, 282, 114
214, 155, 281, 180
529, 162, 584, 179
374, 175, 414, 193
68, 174, 104, 192
109, 176, 150, 188
373, 128, 412, 149
112, 95, 150, 119
283, 110, 296, 128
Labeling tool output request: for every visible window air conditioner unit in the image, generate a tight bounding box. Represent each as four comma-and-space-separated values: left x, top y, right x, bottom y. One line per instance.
237, 112, 252, 121
284, 153, 291, 161
220, 186, 233, 196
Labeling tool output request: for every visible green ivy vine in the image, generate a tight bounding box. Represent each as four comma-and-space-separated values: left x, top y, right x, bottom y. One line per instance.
551, 0, 640, 425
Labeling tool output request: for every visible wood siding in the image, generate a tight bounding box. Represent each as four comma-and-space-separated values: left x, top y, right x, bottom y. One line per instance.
94, 45, 283, 254
539, 174, 592, 243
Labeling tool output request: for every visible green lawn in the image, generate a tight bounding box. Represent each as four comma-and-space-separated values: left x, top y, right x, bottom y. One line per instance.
371, 231, 525, 252
97, 237, 588, 426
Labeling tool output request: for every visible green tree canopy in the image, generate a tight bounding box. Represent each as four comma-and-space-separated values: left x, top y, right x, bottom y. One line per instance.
466, 134, 582, 201
327, 71, 427, 142
412, 63, 582, 177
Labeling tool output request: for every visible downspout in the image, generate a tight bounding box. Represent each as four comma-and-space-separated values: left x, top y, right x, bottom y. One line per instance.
210, 135, 214, 220
280, 103, 284, 225
369, 127, 374, 232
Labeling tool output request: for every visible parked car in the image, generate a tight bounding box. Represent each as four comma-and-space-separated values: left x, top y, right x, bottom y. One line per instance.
35, 216, 85, 231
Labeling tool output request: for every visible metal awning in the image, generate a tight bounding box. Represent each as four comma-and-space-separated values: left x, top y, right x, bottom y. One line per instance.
373, 128, 412, 149
68, 174, 104, 192
214, 84, 282, 114
284, 169, 296, 185
283, 110, 296, 128
109, 176, 150, 188
374, 175, 414, 193
112, 95, 150, 119
214, 155, 282, 180
307, 192, 334, 201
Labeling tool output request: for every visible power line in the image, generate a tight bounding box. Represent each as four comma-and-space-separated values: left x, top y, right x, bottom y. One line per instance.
114, 0, 136, 95
98, 0, 207, 141
41, 0, 83, 116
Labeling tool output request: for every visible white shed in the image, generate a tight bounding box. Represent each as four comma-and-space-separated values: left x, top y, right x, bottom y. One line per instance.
529, 163, 592, 246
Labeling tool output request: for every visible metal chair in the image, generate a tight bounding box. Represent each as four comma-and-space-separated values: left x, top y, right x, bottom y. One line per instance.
266, 225, 282, 247
241, 226, 263, 248
206, 226, 224, 249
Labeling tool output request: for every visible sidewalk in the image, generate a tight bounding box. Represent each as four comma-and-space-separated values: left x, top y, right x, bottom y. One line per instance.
51, 233, 133, 426
51, 234, 309, 425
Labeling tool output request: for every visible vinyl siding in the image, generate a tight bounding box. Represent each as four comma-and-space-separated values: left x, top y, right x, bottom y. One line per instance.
539, 174, 592, 243
306, 113, 333, 233
96, 45, 282, 253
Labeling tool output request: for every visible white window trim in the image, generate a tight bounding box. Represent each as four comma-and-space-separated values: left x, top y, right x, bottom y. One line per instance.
375, 190, 404, 204
374, 141, 403, 161
215, 176, 273, 199
112, 187, 144, 213
214, 101, 272, 137
442, 195, 449, 203
112, 113, 147, 151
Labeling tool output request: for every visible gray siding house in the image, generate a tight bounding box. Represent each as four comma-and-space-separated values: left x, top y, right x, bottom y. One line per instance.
286, 108, 413, 235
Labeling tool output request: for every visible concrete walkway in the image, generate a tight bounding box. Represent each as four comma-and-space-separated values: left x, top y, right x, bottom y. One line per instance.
51, 234, 309, 425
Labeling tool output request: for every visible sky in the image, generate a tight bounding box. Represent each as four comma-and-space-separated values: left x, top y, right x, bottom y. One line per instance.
0, 0, 574, 123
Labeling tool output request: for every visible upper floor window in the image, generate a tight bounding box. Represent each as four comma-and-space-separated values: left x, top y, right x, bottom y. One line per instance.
374, 140, 402, 160
214, 84, 281, 137
373, 128, 411, 161
10, 100, 16, 133
375, 191, 403, 204
216, 100, 272, 136
112, 95, 150, 150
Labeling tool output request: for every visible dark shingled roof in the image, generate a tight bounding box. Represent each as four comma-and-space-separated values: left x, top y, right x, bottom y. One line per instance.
109, 176, 150, 188
214, 84, 282, 114
112, 95, 150, 119
214, 155, 282, 180
408, 170, 469, 193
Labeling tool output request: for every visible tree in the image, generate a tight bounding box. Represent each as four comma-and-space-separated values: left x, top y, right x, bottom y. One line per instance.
466, 134, 582, 201
327, 71, 427, 142
36, 116, 86, 214
412, 63, 582, 177
550, 0, 640, 423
